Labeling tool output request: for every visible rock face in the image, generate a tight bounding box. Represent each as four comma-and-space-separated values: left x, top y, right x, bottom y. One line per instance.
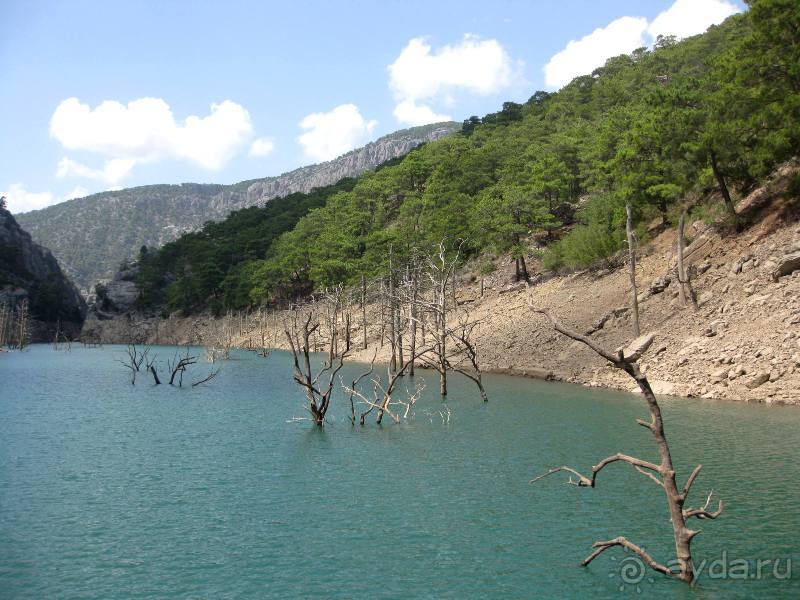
0, 205, 86, 340
17, 122, 459, 292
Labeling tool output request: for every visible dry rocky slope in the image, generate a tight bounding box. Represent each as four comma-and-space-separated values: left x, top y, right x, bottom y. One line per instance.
18, 122, 458, 291
84, 163, 800, 405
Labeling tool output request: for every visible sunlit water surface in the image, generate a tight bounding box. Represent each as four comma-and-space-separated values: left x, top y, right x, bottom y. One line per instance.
1, 345, 798, 598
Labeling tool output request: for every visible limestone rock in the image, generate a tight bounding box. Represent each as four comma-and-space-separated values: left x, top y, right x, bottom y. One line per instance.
618, 333, 655, 361
772, 251, 800, 281
744, 372, 770, 389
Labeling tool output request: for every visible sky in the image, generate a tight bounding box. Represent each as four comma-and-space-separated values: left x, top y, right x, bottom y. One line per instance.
0, 0, 744, 214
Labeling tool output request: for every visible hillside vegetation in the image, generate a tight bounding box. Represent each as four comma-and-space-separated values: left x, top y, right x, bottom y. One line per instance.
136, 0, 798, 316
17, 123, 457, 291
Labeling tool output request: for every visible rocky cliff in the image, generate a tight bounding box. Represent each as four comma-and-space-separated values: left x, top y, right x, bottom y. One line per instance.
0, 205, 86, 340
17, 123, 458, 292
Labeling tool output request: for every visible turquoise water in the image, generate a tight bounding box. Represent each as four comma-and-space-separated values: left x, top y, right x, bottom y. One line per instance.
1, 345, 798, 599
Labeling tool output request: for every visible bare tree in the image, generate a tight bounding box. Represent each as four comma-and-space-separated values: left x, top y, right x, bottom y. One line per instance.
250, 307, 276, 358
347, 345, 432, 425
122, 345, 218, 387
167, 348, 198, 386
388, 245, 398, 373
50, 318, 73, 352
117, 344, 150, 384
0, 299, 29, 349
529, 306, 722, 584
191, 368, 220, 387
344, 350, 376, 425
421, 240, 461, 396
626, 203, 641, 337
400, 256, 422, 377
447, 312, 488, 402
206, 312, 236, 362
0, 301, 12, 347
285, 309, 351, 427
146, 352, 161, 385
676, 212, 698, 310
361, 274, 368, 350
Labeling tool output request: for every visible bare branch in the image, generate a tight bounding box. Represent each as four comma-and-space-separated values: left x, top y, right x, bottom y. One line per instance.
683, 490, 724, 520
582, 537, 674, 577
192, 368, 220, 387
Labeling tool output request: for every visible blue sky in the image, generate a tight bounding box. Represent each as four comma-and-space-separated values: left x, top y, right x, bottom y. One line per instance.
0, 0, 744, 213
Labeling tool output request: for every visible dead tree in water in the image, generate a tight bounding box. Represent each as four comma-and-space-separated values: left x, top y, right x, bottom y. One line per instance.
117, 344, 149, 384
167, 348, 198, 386
119, 345, 218, 387
528, 307, 722, 585
447, 313, 488, 402
344, 350, 376, 425
347, 345, 431, 425
250, 308, 276, 358
423, 240, 461, 396
285, 309, 350, 426
206, 312, 235, 362
401, 256, 422, 377
146, 352, 161, 385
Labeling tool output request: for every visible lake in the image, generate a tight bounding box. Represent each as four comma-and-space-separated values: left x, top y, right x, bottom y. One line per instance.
1, 345, 798, 598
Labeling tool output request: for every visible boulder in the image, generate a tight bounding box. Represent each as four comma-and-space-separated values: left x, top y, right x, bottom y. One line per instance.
617, 333, 655, 362
744, 372, 770, 389
649, 275, 671, 294
650, 380, 676, 395
771, 251, 800, 281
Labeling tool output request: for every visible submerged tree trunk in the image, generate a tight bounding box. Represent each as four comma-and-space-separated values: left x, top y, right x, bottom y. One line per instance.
626, 203, 641, 337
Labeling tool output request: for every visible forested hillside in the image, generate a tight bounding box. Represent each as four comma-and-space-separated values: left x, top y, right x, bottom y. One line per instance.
136, 0, 799, 316
133, 176, 360, 314
17, 123, 457, 291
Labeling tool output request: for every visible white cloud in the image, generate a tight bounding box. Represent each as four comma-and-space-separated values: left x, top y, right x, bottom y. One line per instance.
49, 97, 256, 181
544, 16, 648, 89
543, 0, 741, 90
1, 183, 89, 214
2, 183, 54, 213
249, 137, 275, 157
392, 100, 451, 127
298, 104, 377, 162
388, 34, 518, 125
648, 0, 739, 40
56, 157, 136, 185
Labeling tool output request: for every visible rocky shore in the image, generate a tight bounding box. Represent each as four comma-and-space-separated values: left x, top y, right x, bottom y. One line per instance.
82, 166, 800, 405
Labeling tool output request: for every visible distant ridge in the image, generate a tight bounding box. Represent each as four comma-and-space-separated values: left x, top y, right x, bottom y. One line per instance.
17, 122, 459, 291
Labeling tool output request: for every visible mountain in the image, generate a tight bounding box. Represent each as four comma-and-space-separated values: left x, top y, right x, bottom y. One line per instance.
0, 203, 86, 341
16, 122, 458, 291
